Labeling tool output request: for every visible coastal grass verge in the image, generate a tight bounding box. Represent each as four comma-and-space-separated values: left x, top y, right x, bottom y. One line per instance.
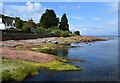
2, 59, 80, 81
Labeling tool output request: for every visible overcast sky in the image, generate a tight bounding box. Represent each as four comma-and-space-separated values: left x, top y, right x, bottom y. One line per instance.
0, 1, 118, 36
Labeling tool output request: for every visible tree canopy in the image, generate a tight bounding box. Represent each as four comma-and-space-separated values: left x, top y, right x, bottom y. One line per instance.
74, 31, 80, 35
40, 9, 59, 28
15, 17, 23, 30
1, 9, 74, 36
22, 19, 36, 32
59, 13, 69, 31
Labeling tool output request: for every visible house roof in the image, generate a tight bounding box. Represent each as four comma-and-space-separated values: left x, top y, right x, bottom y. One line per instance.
2, 18, 13, 24
0, 14, 15, 24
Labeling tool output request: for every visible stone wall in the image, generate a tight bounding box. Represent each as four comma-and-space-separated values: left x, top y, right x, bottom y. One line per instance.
1, 30, 59, 41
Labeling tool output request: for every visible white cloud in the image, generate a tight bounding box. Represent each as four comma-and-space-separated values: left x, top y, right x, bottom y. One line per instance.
69, 19, 118, 36
34, 3, 42, 11
2, 1, 45, 23
70, 25, 117, 36
72, 16, 84, 20
25, 1, 34, 13
25, 1, 43, 14
91, 17, 101, 21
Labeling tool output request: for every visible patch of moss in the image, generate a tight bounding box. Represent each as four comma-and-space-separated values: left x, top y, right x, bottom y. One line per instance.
32, 48, 57, 55
39, 61, 80, 71
39, 43, 71, 49
2, 59, 80, 81
32, 47, 69, 56
53, 55, 85, 62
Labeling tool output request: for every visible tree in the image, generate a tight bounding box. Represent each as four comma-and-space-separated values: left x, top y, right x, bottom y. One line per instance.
15, 17, 23, 29
25, 19, 36, 28
22, 19, 36, 32
22, 25, 30, 32
74, 31, 80, 35
59, 13, 69, 31
40, 9, 59, 28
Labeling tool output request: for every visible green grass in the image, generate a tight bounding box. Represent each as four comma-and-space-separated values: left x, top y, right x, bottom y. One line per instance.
2, 59, 80, 81
32, 48, 85, 62
32, 48, 58, 55
31, 44, 69, 55
2, 59, 39, 81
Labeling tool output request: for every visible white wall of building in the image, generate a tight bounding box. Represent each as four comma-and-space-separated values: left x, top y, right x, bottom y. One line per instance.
0, 17, 6, 29
0, 18, 2, 23
0, 23, 6, 29
0, 17, 16, 30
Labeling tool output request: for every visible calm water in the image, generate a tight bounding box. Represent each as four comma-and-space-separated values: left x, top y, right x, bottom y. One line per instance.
24, 37, 118, 81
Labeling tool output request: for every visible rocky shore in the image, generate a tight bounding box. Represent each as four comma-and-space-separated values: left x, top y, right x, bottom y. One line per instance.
1, 36, 111, 81
1, 36, 110, 47
1, 36, 110, 63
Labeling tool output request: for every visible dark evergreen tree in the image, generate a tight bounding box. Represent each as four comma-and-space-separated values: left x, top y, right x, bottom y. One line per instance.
40, 9, 59, 28
59, 13, 69, 31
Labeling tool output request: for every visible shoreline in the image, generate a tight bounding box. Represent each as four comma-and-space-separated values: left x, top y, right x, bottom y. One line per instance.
1, 36, 111, 47
1, 36, 111, 81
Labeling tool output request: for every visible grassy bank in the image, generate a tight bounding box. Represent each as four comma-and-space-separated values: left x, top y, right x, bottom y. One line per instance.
2, 59, 80, 81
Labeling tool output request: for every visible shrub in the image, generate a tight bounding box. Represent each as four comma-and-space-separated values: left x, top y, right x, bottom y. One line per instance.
51, 26, 59, 30
37, 27, 52, 34
36, 27, 46, 33
60, 31, 70, 37
74, 31, 80, 35
52, 30, 60, 35
22, 25, 31, 32
7, 27, 15, 30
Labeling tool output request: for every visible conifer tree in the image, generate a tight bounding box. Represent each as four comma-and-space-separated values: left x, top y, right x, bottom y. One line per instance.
59, 13, 69, 31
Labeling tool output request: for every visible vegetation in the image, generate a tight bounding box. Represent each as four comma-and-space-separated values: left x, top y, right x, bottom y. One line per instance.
6, 27, 15, 30
40, 9, 59, 28
22, 24, 30, 32
14, 17, 23, 30
1, 9, 81, 36
22, 19, 36, 32
2, 59, 80, 81
74, 31, 80, 35
60, 31, 70, 37
32, 47, 68, 56
59, 13, 69, 31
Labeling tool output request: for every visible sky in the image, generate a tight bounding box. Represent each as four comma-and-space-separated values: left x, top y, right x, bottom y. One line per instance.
0, 1, 118, 36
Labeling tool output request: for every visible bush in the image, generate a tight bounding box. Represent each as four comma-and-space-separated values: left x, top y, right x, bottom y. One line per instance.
51, 30, 60, 35
22, 25, 31, 32
7, 27, 15, 30
74, 31, 80, 35
36, 27, 46, 33
51, 26, 59, 30
60, 31, 70, 37
37, 27, 52, 34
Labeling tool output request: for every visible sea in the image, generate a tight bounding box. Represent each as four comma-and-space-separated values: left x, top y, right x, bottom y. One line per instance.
23, 36, 118, 81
